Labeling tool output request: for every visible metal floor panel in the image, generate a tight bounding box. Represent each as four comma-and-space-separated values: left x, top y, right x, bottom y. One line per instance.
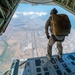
21, 53, 75, 75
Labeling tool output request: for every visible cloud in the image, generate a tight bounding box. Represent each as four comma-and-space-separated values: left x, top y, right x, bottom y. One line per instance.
12, 13, 18, 18
23, 12, 47, 17
12, 11, 47, 19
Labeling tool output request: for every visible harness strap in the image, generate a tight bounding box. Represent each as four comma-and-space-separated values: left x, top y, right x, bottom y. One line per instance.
52, 34, 65, 41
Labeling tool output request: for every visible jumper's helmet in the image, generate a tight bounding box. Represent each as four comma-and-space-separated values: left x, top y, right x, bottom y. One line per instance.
50, 8, 58, 14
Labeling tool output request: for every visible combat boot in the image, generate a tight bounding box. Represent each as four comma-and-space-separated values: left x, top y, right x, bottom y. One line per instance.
46, 45, 52, 60
57, 54, 62, 60
46, 54, 52, 60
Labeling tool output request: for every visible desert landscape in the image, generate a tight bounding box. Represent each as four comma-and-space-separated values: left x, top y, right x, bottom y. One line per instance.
0, 17, 75, 72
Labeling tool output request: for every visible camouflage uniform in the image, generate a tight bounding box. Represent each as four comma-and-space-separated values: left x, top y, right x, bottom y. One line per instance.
45, 9, 65, 59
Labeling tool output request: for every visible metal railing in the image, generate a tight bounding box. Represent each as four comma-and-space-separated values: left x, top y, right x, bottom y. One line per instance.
0, 0, 20, 35
53, 0, 75, 15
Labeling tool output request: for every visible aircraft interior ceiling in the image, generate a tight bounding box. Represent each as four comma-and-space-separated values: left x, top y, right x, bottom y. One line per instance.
21, 0, 53, 4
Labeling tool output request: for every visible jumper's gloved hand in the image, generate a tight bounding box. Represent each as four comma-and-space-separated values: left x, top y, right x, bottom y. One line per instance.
46, 35, 50, 39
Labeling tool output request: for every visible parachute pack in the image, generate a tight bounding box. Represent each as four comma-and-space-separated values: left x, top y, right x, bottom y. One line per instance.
51, 14, 71, 36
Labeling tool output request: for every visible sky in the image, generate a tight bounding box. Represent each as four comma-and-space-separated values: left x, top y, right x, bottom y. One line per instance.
12, 3, 75, 29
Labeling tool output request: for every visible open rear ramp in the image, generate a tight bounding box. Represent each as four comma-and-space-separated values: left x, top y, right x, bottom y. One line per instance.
20, 53, 75, 75
6, 53, 75, 75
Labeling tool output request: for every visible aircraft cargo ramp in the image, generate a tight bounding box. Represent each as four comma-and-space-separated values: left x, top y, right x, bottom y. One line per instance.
5, 53, 75, 75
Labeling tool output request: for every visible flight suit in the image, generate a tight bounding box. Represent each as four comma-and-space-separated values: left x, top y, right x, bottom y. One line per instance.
45, 16, 65, 58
